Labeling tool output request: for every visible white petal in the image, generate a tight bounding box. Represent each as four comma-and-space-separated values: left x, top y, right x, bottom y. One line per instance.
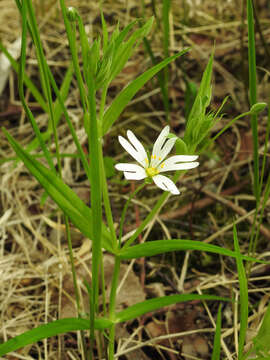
158, 155, 199, 172
118, 132, 147, 167
151, 126, 170, 164
152, 174, 180, 195
153, 137, 177, 166
115, 163, 146, 180
127, 130, 147, 159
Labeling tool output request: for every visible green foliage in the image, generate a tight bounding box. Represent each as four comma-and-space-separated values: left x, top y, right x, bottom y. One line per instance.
211, 305, 222, 360
3, 129, 113, 252
102, 49, 189, 135
116, 294, 228, 323
249, 303, 270, 358
2, 1, 266, 358
250, 102, 267, 115
0, 318, 112, 357
119, 239, 268, 264
104, 157, 116, 178
184, 52, 214, 152
184, 79, 198, 120
234, 225, 249, 359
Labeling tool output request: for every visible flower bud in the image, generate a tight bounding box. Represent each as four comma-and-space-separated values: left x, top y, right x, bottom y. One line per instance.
250, 102, 267, 114
66, 7, 78, 22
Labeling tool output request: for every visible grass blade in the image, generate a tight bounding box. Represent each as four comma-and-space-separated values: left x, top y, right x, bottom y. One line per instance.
233, 224, 248, 359
116, 294, 229, 323
0, 317, 112, 357
211, 305, 222, 360
102, 49, 189, 135
0, 40, 47, 112
2, 129, 113, 252
247, 0, 259, 203
119, 239, 268, 265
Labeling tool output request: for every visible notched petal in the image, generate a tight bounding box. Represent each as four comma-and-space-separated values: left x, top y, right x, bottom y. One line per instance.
115, 163, 146, 180
152, 174, 180, 195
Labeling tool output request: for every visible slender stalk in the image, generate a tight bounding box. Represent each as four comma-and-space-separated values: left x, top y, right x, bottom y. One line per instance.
59, 0, 88, 114
122, 188, 169, 249
98, 85, 118, 251
19, 0, 54, 172
162, 0, 171, 122
108, 256, 121, 359
47, 68, 91, 181
247, 0, 259, 204
25, 0, 61, 172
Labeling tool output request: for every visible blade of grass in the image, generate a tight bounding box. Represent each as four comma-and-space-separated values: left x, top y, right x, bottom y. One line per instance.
23, 63, 74, 157
143, 36, 170, 123
59, 1, 88, 114
25, 0, 61, 174
0, 317, 113, 357
19, 0, 54, 171
115, 294, 229, 323
233, 224, 249, 359
102, 49, 189, 135
0, 41, 47, 112
87, 74, 102, 349
211, 305, 222, 360
47, 66, 91, 180
247, 0, 259, 203
119, 239, 268, 265
2, 129, 113, 252
161, 0, 171, 122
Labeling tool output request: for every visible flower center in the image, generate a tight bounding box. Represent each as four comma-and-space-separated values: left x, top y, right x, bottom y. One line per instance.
146, 167, 159, 177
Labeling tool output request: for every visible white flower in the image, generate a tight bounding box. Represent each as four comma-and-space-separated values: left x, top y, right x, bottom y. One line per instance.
115, 126, 199, 195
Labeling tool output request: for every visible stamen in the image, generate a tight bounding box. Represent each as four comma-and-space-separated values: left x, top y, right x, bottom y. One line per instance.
146, 167, 159, 177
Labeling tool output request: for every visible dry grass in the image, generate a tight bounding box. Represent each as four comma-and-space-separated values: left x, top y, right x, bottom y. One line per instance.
1, 0, 270, 359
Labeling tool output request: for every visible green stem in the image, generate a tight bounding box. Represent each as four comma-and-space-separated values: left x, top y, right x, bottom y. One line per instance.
108, 256, 121, 359
64, 215, 87, 357
101, 155, 118, 251
122, 188, 169, 249
59, 0, 88, 114
108, 324, 116, 360
99, 85, 118, 251
247, 0, 260, 204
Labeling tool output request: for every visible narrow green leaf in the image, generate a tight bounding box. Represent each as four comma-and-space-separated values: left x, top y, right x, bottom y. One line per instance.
119, 239, 236, 259
247, 0, 259, 204
102, 49, 189, 135
184, 80, 197, 120
109, 17, 154, 83
233, 224, 248, 360
252, 302, 270, 356
119, 239, 268, 265
0, 40, 47, 112
211, 304, 222, 360
3, 129, 113, 252
0, 317, 112, 357
184, 51, 214, 149
116, 294, 228, 323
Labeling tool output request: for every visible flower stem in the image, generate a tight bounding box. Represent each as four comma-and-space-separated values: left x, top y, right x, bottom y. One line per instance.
108, 256, 121, 359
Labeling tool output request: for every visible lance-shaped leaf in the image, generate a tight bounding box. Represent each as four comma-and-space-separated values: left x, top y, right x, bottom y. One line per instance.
115, 294, 229, 323
3, 129, 113, 252
102, 49, 189, 135
0, 317, 113, 357
119, 239, 268, 264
